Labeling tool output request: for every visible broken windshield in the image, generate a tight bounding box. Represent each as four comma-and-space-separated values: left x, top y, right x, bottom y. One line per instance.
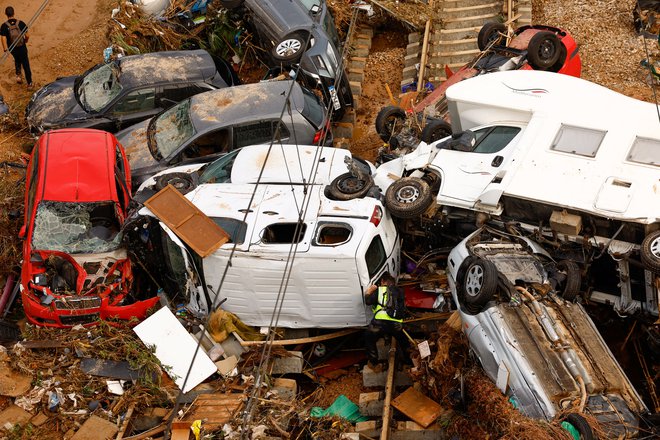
150, 100, 196, 160
77, 62, 123, 113
198, 149, 239, 184
32, 201, 122, 254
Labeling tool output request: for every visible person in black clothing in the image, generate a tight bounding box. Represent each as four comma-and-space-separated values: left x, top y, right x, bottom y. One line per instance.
364, 272, 411, 370
1, 6, 32, 88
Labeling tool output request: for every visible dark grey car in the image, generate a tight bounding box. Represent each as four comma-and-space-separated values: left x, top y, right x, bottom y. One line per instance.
220, 0, 353, 119
25, 49, 239, 135
116, 80, 332, 190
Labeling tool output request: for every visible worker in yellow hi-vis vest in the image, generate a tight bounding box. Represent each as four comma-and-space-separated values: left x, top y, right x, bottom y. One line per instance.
364, 272, 411, 371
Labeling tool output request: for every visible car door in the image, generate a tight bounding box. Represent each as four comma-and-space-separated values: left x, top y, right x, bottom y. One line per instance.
434, 124, 524, 208
109, 87, 160, 131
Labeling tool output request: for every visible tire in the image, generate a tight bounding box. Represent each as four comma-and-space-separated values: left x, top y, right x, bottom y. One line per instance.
271, 32, 307, 63
327, 172, 374, 201
561, 413, 594, 440
155, 172, 197, 194
420, 119, 452, 143
462, 259, 498, 310
385, 177, 433, 219
375, 106, 407, 142
557, 260, 581, 301
527, 31, 561, 70
477, 22, 506, 51
641, 230, 660, 274
218, 0, 244, 9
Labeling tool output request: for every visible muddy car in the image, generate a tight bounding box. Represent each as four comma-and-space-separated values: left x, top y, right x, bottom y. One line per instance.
375, 23, 581, 153
25, 49, 239, 135
447, 227, 648, 437
126, 144, 398, 328
19, 129, 160, 327
116, 80, 331, 191
220, 0, 353, 119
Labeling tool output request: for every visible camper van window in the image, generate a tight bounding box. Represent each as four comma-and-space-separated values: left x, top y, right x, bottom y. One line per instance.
365, 235, 386, 278
627, 137, 660, 167
314, 223, 352, 246
211, 217, 247, 244
472, 126, 521, 154
262, 222, 307, 244
550, 124, 606, 158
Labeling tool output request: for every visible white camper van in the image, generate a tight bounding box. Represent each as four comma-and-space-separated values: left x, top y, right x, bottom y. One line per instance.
374, 70, 660, 316
127, 144, 400, 328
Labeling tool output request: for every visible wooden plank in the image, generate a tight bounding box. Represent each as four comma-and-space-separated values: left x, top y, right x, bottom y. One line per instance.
391, 387, 444, 428
240, 328, 360, 346
380, 337, 397, 440
177, 392, 244, 429
444, 2, 499, 13
442, 12, 499, 24
144, 184, 229, 258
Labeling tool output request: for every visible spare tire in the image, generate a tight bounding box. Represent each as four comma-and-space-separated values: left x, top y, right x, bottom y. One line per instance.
557, 260, 581, 301
420, 119, 452, 143
477, 22, 506, 51
385, 177, 433, 219
375, 106, 407, 142
527, 31, 561, 70
641, 230, 660, 274
560, 413, 594, 440
155, 172, 197, 194
326, 172, 374, 201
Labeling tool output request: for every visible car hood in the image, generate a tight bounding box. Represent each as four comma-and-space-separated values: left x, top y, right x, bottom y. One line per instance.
26, 76, 87, 131
116, 120, 158, 171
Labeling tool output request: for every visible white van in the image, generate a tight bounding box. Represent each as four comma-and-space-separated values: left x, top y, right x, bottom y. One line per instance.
127, 144, 400, 328
374, 70, 660, 316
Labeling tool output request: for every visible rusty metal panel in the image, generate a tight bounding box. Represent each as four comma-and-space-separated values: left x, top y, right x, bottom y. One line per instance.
144, 184, 229, 258
391, 386, 444, 428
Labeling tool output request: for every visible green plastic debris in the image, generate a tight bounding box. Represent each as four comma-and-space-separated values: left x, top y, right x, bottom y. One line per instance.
310, 394, 368, 423
560, 421, 580, 440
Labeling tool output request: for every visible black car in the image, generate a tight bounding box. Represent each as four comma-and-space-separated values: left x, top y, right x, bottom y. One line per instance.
25, 49, 239, 135
220, 0, 353, 119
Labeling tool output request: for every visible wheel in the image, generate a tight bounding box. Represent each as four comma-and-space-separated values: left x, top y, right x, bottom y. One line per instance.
462, 259, 498, 310
218, 0, 244, 9
527, 31, 561, 70
155, 172, 197, 194
557, 260, 581, 301
477, 22, 506, 51
641, 230, 660, 274
384, 177, 433, 219
560, 413, 594, 440
327, 172, 374, 201
271, 32, 307, 63
420, 119, 452, 143
375, 106, 407, 142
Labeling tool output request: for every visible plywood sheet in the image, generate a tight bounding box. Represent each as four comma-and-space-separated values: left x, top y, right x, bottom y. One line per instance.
144, 184, 229, 258
70, 415, 118, 440
178, 393, 244, 430
391, 387, 444, 428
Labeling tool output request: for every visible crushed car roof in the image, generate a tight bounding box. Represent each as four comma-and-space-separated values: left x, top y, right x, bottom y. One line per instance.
115, 49, 217, 85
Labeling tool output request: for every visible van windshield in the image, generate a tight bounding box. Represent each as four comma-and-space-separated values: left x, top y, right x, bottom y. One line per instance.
198, 149, 240, 184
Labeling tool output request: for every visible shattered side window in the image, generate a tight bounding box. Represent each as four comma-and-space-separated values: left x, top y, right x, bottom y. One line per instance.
365, 235, 386, 278
32, 201, 122, 254
627, 137, 660, 167
550, 124, 605, 158
154, 100, 196, 159
79, 63, 123, 112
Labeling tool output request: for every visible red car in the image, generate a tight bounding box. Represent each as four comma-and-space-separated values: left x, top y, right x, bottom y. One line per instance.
376, 24, 582, 147
19, 129, 159, 327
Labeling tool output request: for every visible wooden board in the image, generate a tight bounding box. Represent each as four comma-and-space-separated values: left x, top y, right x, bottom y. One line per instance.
177, 393, 245, 430
144, 184, 229, 258
391, 387, 444, 428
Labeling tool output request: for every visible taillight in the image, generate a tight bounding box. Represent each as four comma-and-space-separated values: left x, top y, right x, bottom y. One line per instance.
313, 129, 322, 144
314, 119, 331, 145
370, 206, 382, 227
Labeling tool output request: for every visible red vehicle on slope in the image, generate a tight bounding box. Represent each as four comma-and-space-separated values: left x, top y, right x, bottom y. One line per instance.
376, 23, 582, 152
19, 129, 159, 327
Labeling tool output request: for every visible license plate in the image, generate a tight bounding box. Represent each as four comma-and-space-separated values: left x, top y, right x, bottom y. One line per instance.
328, 85, 341, 111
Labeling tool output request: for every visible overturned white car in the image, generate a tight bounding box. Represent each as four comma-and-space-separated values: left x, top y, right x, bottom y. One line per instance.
448, 227, 648, 438
375, 70, 660, 316
126, 144, 400, 328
